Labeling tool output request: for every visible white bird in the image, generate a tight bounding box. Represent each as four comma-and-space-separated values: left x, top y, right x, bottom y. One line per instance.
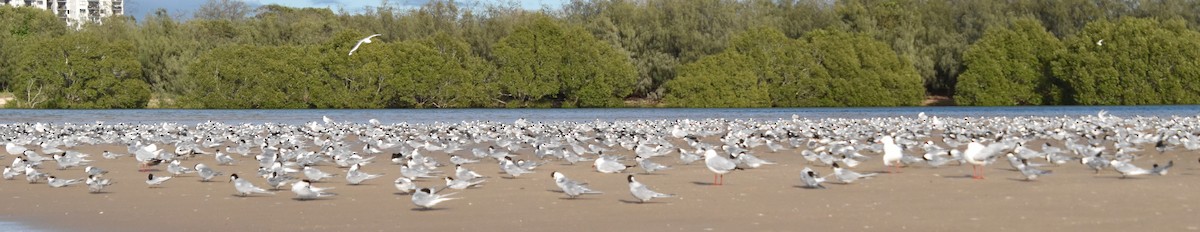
799, 167, 827, 189
167, 160, 193, 176
5, 143, 27, 156
84, 166, 108, 176
627, 175, 673, 203
635, 156, 671, 174
195, 163, 222, 182
229, 173, 274, 196
551, 171, 602, 198
454, 164, 485, 180
677, 148, 702, 164
345, 163, 383, 185
831, 162, 875, 184
412, 187, 459, 209
291, 180, 336, 200
394, 177, 417, 194
347, 34, 382, 56
86, 175, 113, 193
145, 173, 172, 187
964, 141, 1007, 179
2, 166, 21, 180
444, 176, 485, 190
215, 151, 235, 165
703, 148, 738, 185
1096, 39, 1104, 46
593, 152, 630, 174
24, 165, 44, 183
501, 157, 534, 177
449, 155, 479, 165
1016, 159, 1052, 181
46, 175, 83, 188
1110, 160, 1150, 178
302, 165, 336, 182
733, 151, 774, 169
1151, 160, 1174, 175
881, 136, 904, 173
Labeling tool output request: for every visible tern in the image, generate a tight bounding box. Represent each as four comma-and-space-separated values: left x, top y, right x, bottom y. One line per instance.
627, 175, 673, 203
551, 171, 601, 198
291, 180, 336, 200
86, 175, 113, 193
831, 162, 875, 184
345, 163, 383, 185
302, 165, 336, 182
444, 176, 485, 190
412, 187, 458, 209
230, 173, 274, 196
46, 175, 84, 188
394, 177, 417, 194
145, 173, 172, 187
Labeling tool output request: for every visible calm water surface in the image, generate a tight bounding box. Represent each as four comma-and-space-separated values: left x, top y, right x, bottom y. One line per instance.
0, 106, 1196, 124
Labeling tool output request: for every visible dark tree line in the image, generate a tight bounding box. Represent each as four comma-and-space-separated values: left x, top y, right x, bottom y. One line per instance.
1, 0, 1199, 108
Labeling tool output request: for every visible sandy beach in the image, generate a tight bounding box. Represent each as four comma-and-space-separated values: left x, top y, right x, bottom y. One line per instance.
0, 134, 1196, 232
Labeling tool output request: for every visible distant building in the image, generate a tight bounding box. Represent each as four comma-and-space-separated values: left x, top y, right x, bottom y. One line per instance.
2, 0, 124, 28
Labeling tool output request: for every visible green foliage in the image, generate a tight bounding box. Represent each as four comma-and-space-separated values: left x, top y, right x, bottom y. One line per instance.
1054, 18, 1200, 105
9, 31, 149, 108
804, 29, 924, 106
664, 53, 769, 107
5, 0, 1200, 108
957, 18, 1064, 106
492, 14, 636, 107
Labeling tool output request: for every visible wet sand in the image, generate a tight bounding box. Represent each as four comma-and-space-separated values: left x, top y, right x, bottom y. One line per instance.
1, 141, 1197, 231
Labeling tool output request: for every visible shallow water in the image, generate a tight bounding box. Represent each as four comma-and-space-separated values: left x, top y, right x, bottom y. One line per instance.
0, 220, 44, 232
0, 105, 1196, 124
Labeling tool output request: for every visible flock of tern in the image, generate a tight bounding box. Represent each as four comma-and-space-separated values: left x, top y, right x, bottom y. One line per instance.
1, 111, 1193, 209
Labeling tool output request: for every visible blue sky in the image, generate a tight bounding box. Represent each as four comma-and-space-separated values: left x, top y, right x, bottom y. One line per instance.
125, 0, 566, 19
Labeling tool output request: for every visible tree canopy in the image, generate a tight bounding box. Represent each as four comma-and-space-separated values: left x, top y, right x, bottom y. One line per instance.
2, 0, 1200, 108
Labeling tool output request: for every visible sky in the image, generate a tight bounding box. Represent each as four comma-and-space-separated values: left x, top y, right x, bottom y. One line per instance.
124, 0, 566, 19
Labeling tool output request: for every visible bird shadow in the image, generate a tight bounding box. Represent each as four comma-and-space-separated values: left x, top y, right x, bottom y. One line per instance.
410, 207, 448, 211
617, 199, 663, 204
791, 185, 825, 189
1092, 175, 1143, 180
941, 175, 977, 179
546, 189, 565, 193
1004, 178, 1035, 182
231, 194, 271, 198
88, 191, 113, 195
292, 197, 334, 201
560, 197, 596, 200
393, 192, 412, 196
690, 181, 719, 186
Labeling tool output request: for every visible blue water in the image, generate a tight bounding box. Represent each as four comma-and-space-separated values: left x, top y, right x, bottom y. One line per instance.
0, 106, 1196, 124
0, 220, 43, 232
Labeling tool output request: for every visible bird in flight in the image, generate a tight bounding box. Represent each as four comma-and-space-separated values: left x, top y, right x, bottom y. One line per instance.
348, 34, 383, 56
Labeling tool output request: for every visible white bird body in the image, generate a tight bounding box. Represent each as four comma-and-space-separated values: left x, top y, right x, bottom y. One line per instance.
302, 166, 336, 182
832, 163, 875, 183
552, 172, 601, 198
145, 173, 172, 187
348, 34, 383, 56
394, 177, 417, 194
412, 188, 458, 209
627, 175, 673, 203
593, 154, 628, 174
230, 174, 274, 196
47, 176, 83, 188
345, 164, 383, 185
291, 180, 336, 200
881, 136, 903, 167
444, 177, 485, 190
